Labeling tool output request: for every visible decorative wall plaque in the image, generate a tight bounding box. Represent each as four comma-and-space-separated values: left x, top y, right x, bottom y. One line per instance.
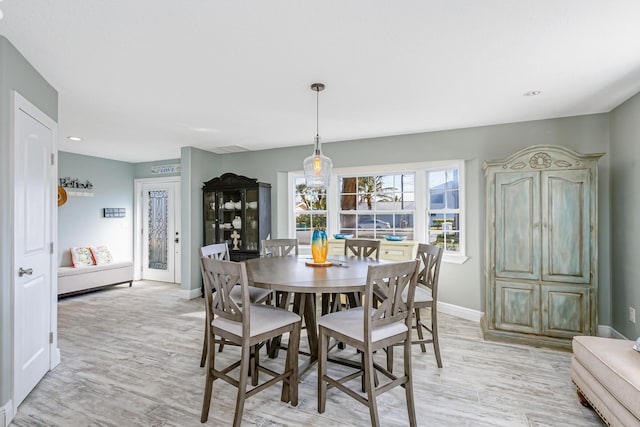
103, 208, 126, 218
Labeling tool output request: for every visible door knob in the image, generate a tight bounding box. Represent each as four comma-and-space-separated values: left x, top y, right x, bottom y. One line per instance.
18, 267, 33, 277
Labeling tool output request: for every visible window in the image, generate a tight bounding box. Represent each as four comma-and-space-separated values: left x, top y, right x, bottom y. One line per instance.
294, 177, 327, 245
427, 168, 461, 254
337, 173, 415, 239
289, 160, 465, 261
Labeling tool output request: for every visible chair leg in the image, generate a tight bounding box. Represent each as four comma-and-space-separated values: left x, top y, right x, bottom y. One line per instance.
403, 336, 417, 427
317, 326, 327, 414
200, 332, 216, 423
360, 350, 379, 391
431, 307, 442, 368
364, 348, 380, 427
268, 292, 290, 358
324, 294, 346, 350
251, 345, 259, 386
386, 344, 394, 373
347, 292, 361, 308
200, 318, 207, 367
321, 293, 330, 315
361, 351, 366, 392
287, 322, 301, 406
414, 308, 427, 353
233, 343, 251, 427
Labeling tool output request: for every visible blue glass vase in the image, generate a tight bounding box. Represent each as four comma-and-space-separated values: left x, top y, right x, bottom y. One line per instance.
311, 228, 328, 263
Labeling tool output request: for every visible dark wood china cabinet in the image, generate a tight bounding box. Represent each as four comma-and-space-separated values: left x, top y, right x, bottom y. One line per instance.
203, 173, 271, 261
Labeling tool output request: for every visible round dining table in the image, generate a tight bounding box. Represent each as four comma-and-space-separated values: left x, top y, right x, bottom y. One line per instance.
244, 255, 390, 366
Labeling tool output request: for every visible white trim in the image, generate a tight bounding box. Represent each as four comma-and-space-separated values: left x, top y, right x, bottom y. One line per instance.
180, 287, 202, 300
11, 91, 59, 410
133, 177, 181, 282
426, 160, 466, 257
1, 399, 13, 427
437, 301, 483, 323
598, 325, 628, 339
442, 254, 469, 264
287, 172, 296, 238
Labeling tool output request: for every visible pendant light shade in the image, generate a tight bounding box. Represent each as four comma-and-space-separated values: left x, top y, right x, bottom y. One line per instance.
303, 83, 332, 188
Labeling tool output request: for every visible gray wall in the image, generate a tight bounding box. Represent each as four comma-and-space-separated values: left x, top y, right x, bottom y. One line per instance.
58, 152, 135, 266
0, 35, 58, 411
213, 115, 612, 322
180, 147, 222, 294
609, 91, 640, 339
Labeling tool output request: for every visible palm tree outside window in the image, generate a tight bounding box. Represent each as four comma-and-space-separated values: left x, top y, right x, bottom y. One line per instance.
338, 173, 415, 239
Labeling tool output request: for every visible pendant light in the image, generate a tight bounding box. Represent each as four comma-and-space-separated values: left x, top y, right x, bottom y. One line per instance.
303, 83, 333, 188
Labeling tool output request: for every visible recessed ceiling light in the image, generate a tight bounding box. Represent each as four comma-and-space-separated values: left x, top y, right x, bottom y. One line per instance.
524, 90, 542, 97
67, 136, 83, 142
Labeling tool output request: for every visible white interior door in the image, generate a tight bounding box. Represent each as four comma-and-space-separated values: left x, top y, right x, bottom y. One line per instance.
141, 181, 181, 283
13, 92, 56, 408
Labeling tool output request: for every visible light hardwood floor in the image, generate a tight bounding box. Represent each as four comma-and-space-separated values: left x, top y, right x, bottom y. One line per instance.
10, 281, 603, 426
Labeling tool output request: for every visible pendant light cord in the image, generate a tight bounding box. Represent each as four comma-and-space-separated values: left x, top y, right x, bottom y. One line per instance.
316, 87, 320, 139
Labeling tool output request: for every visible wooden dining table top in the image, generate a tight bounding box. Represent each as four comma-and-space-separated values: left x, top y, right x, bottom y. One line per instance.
245, 255, 390, 294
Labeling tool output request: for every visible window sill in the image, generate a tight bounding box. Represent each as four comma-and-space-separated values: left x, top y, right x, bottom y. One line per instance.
443, 254, 469, 265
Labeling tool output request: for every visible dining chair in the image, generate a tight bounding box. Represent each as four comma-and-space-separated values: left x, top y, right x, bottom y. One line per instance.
260, 238, 298, 310
261, 238, 299, 257
387, 243, 444, 371
260, 238, 299, 356
339, 238, 380, 309
317, 260, 420, 427
200, 257, 302, 426
199, 243, 272, 367
344, 238, 380, 260
411, 243, 444, 367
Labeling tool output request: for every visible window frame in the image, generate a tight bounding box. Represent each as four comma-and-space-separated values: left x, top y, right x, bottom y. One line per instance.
292, 176, 328, 246
336, 172, 416, 240
288, 160, 467, 263
426, 165, 466, 263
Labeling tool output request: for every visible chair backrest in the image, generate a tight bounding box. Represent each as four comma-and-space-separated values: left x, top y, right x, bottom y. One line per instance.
200, 243, 230, 261
200, 257, 250, 333
261, 238, 299, 257
363, 260, 420, 338
344, 238, 380, 260
415, 243, 443, 301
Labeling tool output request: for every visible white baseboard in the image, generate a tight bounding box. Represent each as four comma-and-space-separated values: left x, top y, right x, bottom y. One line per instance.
52, 346, 61, 368
437, 301, 483, 323
1, 399, 13, 427
179, 287, 202, 300
598, 325, 628, 339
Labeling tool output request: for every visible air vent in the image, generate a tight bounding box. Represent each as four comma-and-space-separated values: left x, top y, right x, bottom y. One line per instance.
211, 145, 250, 154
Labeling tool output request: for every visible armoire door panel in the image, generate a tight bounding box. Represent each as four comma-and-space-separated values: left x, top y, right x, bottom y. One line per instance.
541, 285, 589, 337
495, 172, 540, 280
541, 170, 590, 283
495, 280, 540, 334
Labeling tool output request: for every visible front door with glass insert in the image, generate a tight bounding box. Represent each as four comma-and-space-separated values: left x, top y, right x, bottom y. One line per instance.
142, 181, 181, 283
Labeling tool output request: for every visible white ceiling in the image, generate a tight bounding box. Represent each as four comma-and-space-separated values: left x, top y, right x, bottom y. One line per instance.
1, 1, 640, 163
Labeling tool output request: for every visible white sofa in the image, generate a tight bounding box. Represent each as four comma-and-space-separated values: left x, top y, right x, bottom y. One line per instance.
571, 335, 640, 426
57, 261, 133, 296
